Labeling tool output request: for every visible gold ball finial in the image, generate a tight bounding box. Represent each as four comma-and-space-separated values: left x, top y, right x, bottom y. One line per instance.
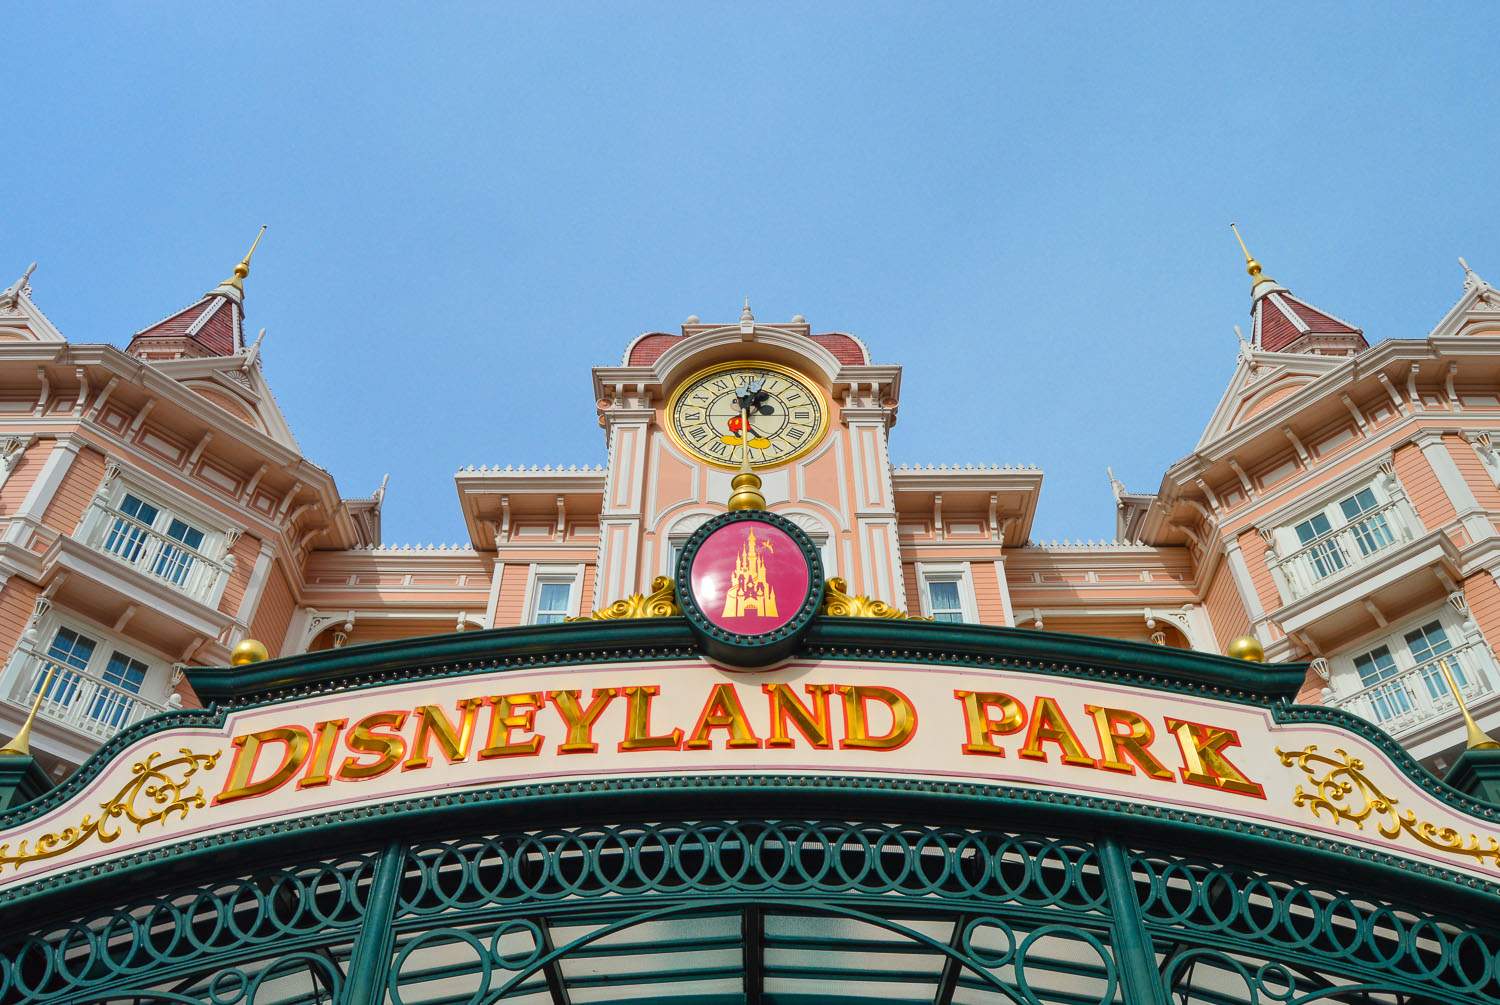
1245, 257, 1262, 278
727, 469, 766, 511
233, 261, 250, 280
231, 638, 270, 666
1226, 635, 1265, 662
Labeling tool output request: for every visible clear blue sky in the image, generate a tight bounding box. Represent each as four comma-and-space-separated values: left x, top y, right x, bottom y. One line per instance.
5, 4, 1497, 546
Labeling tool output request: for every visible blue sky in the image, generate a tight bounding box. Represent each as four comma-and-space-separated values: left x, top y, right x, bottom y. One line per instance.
4, 3, 1497, 546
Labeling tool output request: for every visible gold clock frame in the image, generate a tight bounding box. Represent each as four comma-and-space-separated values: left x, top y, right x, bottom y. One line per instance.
664, 359, 831, 470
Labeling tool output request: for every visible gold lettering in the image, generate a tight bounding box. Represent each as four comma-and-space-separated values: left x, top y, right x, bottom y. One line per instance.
1086, 705, 1173, 780
298, 719, 347, 789
216, 726, 311, 803
618, 685, 683, 751
954, 690, 1025, 756
836, 685, 917, 750
337, 712, 409, 781
479, 694, 544, 758
1018, 697, 1096, 767
1166, 718, 1265, 798
763, 683, 832, 749
404, 699, 485, 770
548, 688, 618, 753
685, 683, 762, 749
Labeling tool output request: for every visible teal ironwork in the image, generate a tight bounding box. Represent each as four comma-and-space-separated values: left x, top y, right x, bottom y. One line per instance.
0, 618, 1493, 1002
1, 812, 1498, 1002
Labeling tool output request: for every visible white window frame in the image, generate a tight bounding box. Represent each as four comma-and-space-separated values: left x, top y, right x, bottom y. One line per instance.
1266, 469, 1417, 599
523, 564, 585, 624
77, 471, 236, 604
1325, 603, 1500, 736
4, 610, 172, 724
914, 561, 978, 623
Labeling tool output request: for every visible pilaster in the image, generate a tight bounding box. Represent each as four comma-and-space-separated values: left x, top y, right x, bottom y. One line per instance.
3, 438, 81, 545
1413, 429, 1495, 544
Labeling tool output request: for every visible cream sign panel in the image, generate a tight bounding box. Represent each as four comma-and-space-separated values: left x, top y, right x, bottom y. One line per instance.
1, 659, 1495, 890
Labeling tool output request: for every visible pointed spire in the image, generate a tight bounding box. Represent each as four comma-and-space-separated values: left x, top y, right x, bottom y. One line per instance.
1231, 225, 1365, 356
219, 226, 265, 294
740, 297, 755, 323
1230, 223, 1279, 292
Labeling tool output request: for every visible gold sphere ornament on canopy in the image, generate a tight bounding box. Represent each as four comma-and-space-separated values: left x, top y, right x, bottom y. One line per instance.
1226, 635, 1265, 662
231, 639, 270, 666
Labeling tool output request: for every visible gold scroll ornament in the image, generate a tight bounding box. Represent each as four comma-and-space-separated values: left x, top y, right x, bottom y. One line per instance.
0, 748, 220, 871
820, 578, 930, 620
1276, 744, 1500, 866
568, 577, 682, 621
572, 576, 931, 622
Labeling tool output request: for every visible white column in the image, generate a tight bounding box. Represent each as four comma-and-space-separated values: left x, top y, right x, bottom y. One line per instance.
843, 396, 900, 604
1222, 537, 1273, 647
3, 439, 82, 544
595, 403, 652, 605
1413, 429, 1495, 543
228, 539, 279, 644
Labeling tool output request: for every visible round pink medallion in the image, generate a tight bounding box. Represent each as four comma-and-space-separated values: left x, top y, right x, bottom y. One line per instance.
689, 522, 809, 635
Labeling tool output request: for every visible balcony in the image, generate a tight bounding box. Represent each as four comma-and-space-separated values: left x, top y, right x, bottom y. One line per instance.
5, 649, 171, 743
1268, 497, 1416, 602
76, 500, 231, 607
1329, 641, 1494, 742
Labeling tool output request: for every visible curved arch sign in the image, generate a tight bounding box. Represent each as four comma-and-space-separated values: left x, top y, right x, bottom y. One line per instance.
0, 623, 1497, 903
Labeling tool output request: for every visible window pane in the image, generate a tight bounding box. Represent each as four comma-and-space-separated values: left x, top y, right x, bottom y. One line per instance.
1353, 645, 1398, 686
41, 628, 96, 705
47, 628, 96, 670
535, 581, 572, 624
927, 580, 963, 623
1295, 513, 1333, 544
119, 494, 159, 525
92, 653, 149, 728
1339, 488, 1378, 520
165, 518, 205, 550
1404, 621, 1452, 663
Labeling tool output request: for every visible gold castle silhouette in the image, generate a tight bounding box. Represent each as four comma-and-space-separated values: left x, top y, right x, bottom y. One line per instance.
722, 528, 778, 618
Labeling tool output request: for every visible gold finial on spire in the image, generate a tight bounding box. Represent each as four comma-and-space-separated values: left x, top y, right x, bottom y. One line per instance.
726, 404, 766, 511
222, 226, 266, 292
1230, 222, 1274, 287
0, 663, 59, 757
1437, 656, 1500, 749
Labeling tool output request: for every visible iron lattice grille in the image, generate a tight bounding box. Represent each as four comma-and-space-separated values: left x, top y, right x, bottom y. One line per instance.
0, 817, 1494, 1004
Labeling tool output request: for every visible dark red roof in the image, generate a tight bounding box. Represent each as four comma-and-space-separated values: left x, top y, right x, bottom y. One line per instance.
624, 330, 868, 367
1257, 292, 1362, 353
129, 293, 240, 357
626, 333, 680, 366
811, 333, 867, 364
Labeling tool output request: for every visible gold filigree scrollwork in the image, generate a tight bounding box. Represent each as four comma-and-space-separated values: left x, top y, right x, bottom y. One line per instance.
568, 576, 682, 621
820, 577, 931, 620
1276, 744, 1500, 866
0, 748, 220, 871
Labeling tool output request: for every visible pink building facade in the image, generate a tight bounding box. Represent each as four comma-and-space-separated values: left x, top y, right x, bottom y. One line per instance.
2, 246, 1499, 779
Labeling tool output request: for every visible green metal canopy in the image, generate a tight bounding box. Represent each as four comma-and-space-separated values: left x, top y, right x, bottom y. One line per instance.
0, 616, 1495, 1005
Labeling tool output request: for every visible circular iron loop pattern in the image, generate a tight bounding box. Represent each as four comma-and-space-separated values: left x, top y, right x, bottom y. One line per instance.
0, 822, 1498, 1002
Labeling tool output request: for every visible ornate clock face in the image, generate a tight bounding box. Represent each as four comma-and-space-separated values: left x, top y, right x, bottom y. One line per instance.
666, 361, 829, 468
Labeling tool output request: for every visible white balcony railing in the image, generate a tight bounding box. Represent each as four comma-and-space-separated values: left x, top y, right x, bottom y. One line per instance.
76, 501, 230, 606
1329, 641, 1495, 740
6, 649, 171, 741
1267, 498, 1416, 601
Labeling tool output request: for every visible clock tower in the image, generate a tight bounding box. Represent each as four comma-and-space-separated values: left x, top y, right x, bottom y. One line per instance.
592, 306, 904, 609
